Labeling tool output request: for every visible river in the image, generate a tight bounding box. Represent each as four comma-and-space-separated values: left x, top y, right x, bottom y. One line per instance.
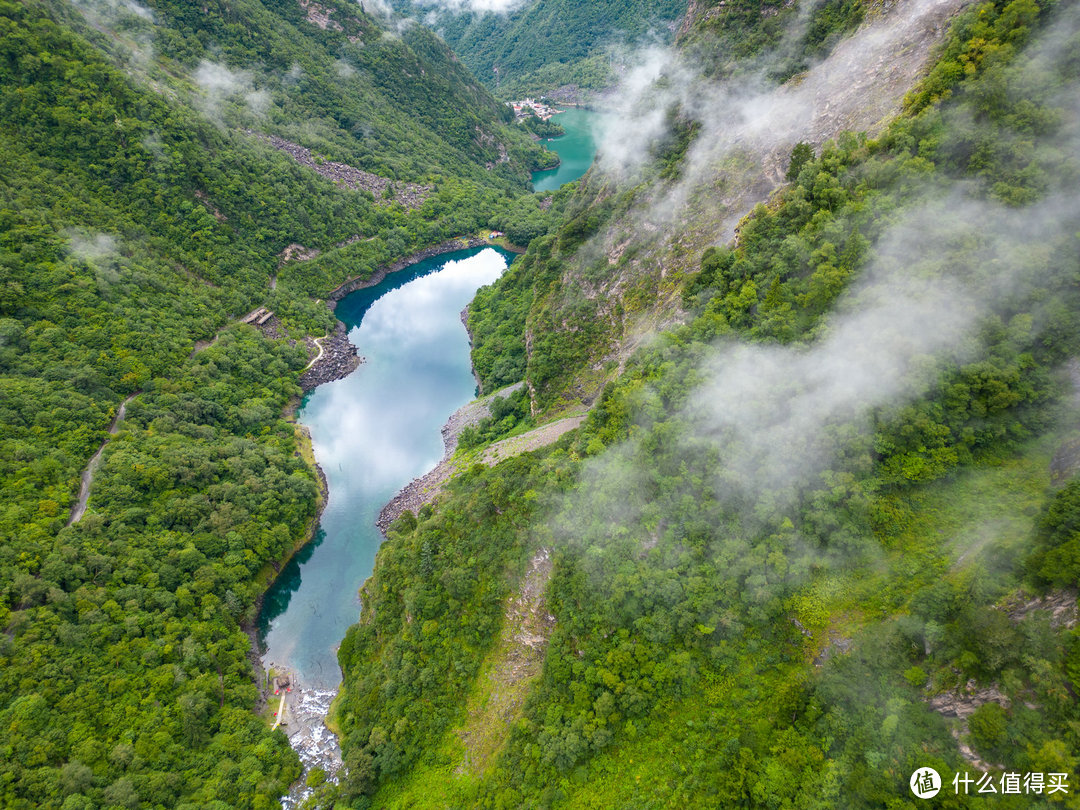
530, 107, 600, 192
257, 245, 514, 797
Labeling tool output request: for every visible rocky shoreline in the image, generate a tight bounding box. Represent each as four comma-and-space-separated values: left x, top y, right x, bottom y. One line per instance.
461, 304, 484, 395
327, 237, 488, 303
377, 383, 523, 532
298, 321, 363, 393
299, 237, 502, 391
376, 452, 453, 535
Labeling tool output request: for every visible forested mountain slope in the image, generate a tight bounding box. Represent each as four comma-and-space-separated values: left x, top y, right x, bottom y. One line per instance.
386, 0, 688, 101
468, 0, 963, 412
332, 0, 1080, 806
0, 0, 550, 806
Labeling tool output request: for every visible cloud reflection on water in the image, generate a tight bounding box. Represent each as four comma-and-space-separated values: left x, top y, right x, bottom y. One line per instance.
260, 248, 508, 688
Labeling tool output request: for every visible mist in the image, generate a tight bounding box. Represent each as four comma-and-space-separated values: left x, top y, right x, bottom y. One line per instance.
67, 231, 117, 264
334, 59, 357, 79
71, 0, 156, 68
66, 230, 124, 293
592, 0, 971, 236
358, 0, 394, 16
554, 0, 1080, 581
404, 0, 526, 14
690, 188, 1078, 505
193, 61, 271, 123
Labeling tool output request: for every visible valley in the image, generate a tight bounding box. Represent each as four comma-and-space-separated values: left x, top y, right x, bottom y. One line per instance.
2, 0, 1079, 808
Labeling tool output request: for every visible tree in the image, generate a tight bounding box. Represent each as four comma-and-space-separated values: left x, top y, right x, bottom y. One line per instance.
786, 141, 815, 181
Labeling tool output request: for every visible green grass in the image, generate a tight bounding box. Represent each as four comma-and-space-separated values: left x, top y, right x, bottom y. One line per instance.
793, 434, 1056, 658
369, 693, 478, 809
556, 437, 1059, 807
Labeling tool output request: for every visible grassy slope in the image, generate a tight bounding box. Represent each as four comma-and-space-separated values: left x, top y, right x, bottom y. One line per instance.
363, 422, 1059, 810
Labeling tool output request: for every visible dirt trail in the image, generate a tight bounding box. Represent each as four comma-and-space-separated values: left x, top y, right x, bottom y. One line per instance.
67, 392, 138, 526
303, 335, 328, 371
379, 409, 585, 531
271, 692, 288, 731
481, 415, 585, 465
189, 307, 268, 357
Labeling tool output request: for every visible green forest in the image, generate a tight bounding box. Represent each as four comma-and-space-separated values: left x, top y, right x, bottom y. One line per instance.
0, 0, 555, 806
5, 0, 1080, 807
386, 0, 688, 99
329, 0, 1080, 807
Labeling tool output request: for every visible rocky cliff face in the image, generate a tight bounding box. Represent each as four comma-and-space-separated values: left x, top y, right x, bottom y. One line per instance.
517, 0, 972, 412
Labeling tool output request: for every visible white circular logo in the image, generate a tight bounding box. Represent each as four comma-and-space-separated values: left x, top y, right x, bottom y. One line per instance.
910, 767, 941, 799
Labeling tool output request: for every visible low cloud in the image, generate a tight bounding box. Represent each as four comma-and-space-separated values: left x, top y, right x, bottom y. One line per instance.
688, 189, 1075, 505
67, 231, 117, 263
72, 0, 154, 22
593, 0, 971, 227
358, 0, 394, 16
557, 2, 1080, 558
66, 230, 123, 291
71, 0, 156, 68
558, 188, 1080, 603
245, 89, 271, 117
194, 61, 250, 96
401, 0, 526, 15
194, 61, 272, 123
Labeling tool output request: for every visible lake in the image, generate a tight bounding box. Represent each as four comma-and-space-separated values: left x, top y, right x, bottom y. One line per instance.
530, 107, 600, 192
258, 246, 515, 689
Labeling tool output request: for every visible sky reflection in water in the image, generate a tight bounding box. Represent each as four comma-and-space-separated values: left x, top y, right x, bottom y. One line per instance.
259, 247, 510, 688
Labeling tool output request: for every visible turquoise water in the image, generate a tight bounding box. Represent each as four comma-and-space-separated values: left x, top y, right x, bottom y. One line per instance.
258, 246, 514, 688
531, 108, 600, 192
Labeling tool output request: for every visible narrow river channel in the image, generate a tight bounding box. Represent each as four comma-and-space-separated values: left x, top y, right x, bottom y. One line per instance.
257, 245, 514, 799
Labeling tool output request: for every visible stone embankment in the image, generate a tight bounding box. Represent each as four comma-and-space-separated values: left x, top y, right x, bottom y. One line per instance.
67, 391, 139, 526
461, 305, 484, 394
327, 237, 488, 304
377, 383, 524, 532
298, 322, 363, 392
251, 131, 430, 209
